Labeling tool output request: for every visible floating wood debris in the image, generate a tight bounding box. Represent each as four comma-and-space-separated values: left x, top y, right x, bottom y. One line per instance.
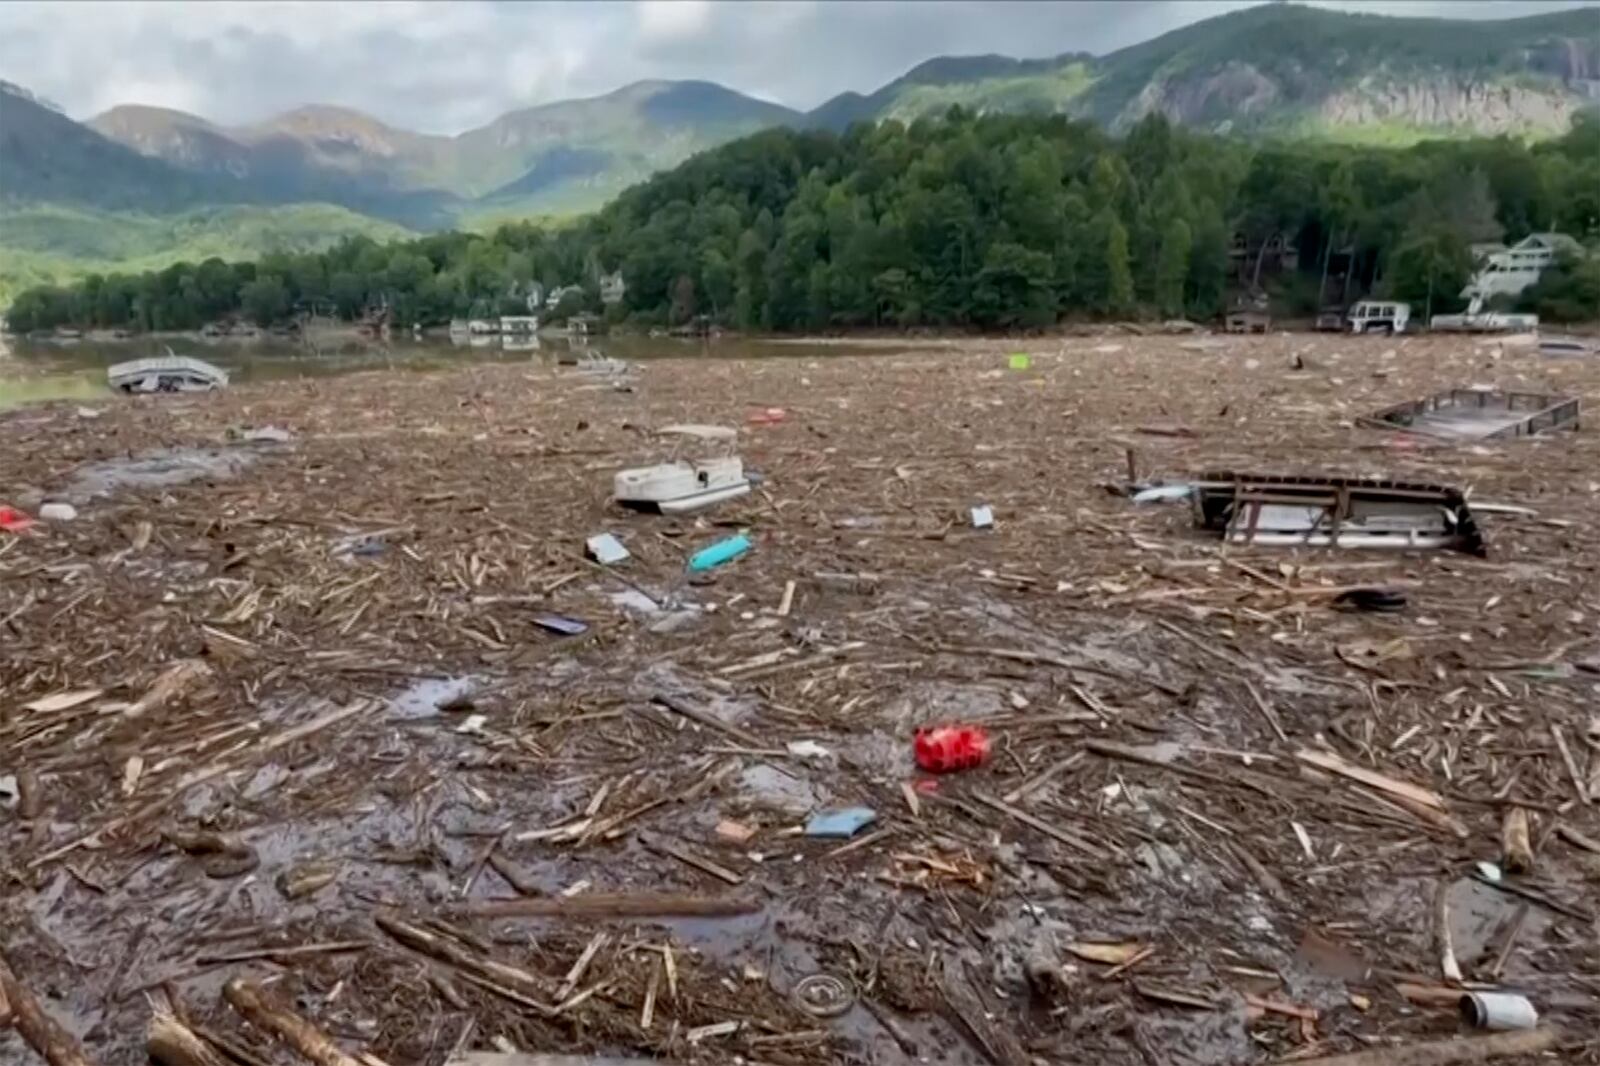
3, 333, 1597, 1066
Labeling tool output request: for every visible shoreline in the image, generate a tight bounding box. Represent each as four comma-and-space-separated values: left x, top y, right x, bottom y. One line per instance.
10, 316, 1600, 348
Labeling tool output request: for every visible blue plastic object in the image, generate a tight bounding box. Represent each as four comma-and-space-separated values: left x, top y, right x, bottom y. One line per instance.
687, 534, 751, 572
805, 807, 877, 838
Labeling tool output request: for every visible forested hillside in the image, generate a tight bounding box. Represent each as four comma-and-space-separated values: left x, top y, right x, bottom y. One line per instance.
808, 6, 1600, 139
8, 109, 1599, 333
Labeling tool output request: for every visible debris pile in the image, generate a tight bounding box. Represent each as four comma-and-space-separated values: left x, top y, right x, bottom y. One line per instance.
2, 333, 1597, 1065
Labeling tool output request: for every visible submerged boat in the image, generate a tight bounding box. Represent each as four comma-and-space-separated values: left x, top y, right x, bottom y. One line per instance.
576, 352, 629, 375
1191, 472, 1486, 556
107, 354, 229, 394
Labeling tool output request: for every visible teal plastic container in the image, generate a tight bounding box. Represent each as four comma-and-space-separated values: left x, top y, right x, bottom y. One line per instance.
688, 534, 751, 572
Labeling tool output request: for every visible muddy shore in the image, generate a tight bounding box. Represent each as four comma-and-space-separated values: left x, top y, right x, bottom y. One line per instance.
2, 333, 1598, 1065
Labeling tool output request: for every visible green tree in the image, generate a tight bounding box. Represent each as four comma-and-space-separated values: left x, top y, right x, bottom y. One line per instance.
973, 241, 1057, 329
1154, 219, 1192, 318
551, 288, 587, 322
1384, 224, 1471, 319
700, 249, 734, 318
1185, 204, 1230, 318
669, 274, 697, 325
1104, 214, 1134, 316
1518, 252, 1600, 323
9, 109, 1591, 336
240, 276, 290, 326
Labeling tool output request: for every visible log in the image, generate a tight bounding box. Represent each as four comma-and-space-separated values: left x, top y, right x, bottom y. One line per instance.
222, 979, 362, 1066
0, 952, 95, 1066
147, 1008, 233, 1066
453, 892, 761, 919
372, 913, 556, 1012
1501, 807, 1533, 874
1283, 1027, 1562, 1066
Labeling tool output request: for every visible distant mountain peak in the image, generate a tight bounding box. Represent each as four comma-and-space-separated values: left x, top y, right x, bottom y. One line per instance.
10, 2, 1596, 243
90, 103, 222, 134
249, 103, 419, 142
0, 78, 64, 113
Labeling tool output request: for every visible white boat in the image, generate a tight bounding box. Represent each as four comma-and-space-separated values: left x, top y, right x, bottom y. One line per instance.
614, 423, 750, 514
107, 354, 229, 393
576, 352, 629, 375
614, 457, 751, 514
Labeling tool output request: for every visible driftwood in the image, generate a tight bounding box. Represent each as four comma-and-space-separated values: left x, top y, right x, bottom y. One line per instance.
1296, 748, 1446, 811
453, 892, 760, 919
1501, 807, 1534, 873
147, 1007, 233, 1066
222, 978, 362, 1066
451, 1049, 668, 1056
374, 913, 557, 1013
0, 951, 95, 1066
6, 334, 1600, 1066
1287, 1027, 1562, 1066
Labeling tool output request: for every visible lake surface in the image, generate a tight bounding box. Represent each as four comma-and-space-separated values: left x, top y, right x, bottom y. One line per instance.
0, 332, 930, 410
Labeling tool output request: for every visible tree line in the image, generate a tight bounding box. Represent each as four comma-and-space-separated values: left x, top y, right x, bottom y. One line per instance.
7, 109, 1598, 334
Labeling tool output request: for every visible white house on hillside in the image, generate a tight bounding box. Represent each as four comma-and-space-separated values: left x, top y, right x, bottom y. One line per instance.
1461, 233, 1583, 302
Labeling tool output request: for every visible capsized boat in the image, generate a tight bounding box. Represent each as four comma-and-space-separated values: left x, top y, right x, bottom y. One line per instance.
107, 354, 229, 393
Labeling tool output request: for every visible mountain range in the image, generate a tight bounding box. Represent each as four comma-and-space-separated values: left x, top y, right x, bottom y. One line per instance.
2, 3, 1597, 305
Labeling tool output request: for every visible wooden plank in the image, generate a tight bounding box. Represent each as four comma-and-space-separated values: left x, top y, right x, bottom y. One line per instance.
1296, 748, 1446, 812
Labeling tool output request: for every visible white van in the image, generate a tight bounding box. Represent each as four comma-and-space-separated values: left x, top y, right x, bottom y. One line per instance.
1347, 301, 1411, 334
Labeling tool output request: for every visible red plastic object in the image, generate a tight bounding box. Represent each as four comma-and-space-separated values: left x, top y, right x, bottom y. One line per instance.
747, 407, 787, 425
0, 506, 35, 534
914, 725, 991, 773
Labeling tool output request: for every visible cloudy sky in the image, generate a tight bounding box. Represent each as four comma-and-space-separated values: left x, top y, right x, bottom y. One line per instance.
1, 0, 1593, 133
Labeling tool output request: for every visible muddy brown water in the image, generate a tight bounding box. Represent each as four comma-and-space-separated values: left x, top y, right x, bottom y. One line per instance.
0, 333, 927, 410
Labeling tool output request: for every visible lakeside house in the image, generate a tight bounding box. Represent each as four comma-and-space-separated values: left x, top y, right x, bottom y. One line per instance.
600, 271, 627, 306
1461, 233, 1583, 302
499, 315, 539, 334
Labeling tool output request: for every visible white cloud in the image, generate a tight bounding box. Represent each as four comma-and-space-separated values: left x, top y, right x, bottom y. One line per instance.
0, 0, 1592, 132
637, 0, 714, 41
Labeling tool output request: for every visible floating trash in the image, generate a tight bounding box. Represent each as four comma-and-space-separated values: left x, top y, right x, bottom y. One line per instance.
792, 972, 856, 1018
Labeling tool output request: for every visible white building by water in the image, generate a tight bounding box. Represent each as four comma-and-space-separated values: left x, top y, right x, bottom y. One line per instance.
1461, 233, 1582, 302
